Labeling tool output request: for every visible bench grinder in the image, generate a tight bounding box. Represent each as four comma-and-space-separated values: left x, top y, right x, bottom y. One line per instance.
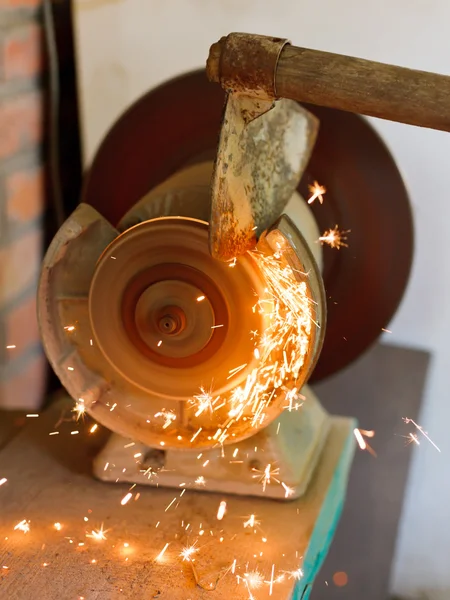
37, 34, 421, 598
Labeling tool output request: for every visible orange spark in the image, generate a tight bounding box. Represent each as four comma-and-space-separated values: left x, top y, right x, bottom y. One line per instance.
243, 514, 260, 528
243, 570, 264, 589
354, 428, 377, 457
319, 225, 349, 249
86, 524, 108, 541
180, 542, 199, 561
403, 417, 441, 452
121, 492, 132, 506
353, 428, 366, 450
217, 500, 227, 521
307, 181, 326, 205
281, 482, 295, 498
154, 409, 176, 429
156, 542, 170, 561
72, 399, 86, 421
14, 519, 30, 534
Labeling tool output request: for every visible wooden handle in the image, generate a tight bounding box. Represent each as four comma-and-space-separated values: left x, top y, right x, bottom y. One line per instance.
207, 34, 450, 132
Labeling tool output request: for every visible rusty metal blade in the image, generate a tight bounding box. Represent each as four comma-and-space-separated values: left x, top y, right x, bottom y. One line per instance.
209, 95, 318, 261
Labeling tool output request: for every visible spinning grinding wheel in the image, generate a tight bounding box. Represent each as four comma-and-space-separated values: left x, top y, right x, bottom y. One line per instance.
81, 69, 413, 381
85, 213, 324, 449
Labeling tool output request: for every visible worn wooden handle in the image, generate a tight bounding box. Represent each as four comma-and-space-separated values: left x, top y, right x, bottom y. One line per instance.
207, 34, 450, 132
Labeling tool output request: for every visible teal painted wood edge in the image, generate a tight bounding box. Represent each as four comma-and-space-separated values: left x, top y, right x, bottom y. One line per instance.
292, 419, 358, 600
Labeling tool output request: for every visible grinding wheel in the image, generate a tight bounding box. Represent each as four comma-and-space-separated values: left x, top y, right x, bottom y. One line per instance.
82, 70, 413, 381
89, 217, 268, 401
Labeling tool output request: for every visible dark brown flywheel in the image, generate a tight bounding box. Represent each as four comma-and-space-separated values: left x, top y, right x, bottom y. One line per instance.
82, 69, 413, 381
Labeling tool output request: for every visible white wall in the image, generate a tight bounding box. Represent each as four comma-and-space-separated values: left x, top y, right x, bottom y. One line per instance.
73, 0, 450, 596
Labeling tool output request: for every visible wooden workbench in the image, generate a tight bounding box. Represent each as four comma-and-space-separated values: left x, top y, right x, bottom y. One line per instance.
0, 343, 429, 600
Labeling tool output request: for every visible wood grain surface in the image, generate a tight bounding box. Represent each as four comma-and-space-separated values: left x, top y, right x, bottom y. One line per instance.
0, 398, 353, 599
0, 343, 429, 599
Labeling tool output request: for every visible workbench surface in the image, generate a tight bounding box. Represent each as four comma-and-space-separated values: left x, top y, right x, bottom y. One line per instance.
0, 343, 429, 600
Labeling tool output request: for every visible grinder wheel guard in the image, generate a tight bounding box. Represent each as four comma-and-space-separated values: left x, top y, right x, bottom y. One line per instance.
82, 69, 414, 381
39, 176, 325, 449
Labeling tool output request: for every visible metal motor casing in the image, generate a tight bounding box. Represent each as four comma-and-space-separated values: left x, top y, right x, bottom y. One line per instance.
38, 161, 326, 450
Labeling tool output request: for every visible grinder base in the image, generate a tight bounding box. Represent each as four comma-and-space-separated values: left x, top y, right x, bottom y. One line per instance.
93, 386, 355, 501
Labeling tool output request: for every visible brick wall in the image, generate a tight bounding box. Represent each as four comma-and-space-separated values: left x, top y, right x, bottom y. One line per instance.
0, 0, 47, 409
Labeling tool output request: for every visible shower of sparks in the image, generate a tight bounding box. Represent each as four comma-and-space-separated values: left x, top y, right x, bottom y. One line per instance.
216, 500, 227, 521
319, 225, 349, 249
14, 520, 30, 534
6, 232, 342, 594
403, 418, 441, 452
228, 257, 237, 268
307, 181, 326, 205
72, 399, 86, 421
154, 410, 176, 429
156, 542, 170, 561
354, 428, 377, 457
381, 328, 392, 333
86, 525, 108, 541
89, 424, 98, 434
180, 542, 199, 561
121, 492, 132, 506
64, 325, 75, 332
6, 345, 16, 349
0, 478, 7, 486
205, 250, 314, 446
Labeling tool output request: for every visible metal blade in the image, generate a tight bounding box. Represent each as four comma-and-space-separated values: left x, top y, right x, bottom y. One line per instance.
210, 94, 318, 261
